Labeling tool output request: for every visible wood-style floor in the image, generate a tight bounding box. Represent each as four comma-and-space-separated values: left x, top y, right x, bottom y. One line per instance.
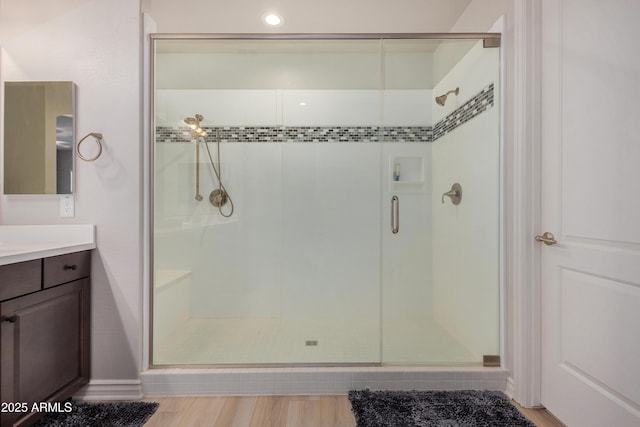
143, 395, 565, 427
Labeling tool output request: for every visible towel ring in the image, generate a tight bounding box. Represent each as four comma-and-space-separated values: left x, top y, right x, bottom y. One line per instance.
76, 132, 103, 161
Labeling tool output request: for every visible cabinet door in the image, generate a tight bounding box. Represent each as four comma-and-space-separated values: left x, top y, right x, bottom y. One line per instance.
1, 279, 90, 426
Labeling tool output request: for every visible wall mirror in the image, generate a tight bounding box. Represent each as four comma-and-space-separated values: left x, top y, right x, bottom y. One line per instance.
3, 81, 75, 194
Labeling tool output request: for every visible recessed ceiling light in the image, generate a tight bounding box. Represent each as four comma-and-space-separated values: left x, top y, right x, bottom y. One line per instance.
262, 13, 284, 27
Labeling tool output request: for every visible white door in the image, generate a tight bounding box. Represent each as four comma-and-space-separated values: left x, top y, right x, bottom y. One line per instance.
539, 1, 640, 426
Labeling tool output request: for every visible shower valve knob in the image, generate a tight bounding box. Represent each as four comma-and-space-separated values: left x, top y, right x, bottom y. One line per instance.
441, 183, 462, 205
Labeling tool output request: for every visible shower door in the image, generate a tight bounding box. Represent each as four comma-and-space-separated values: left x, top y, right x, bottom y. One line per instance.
380, 38, 501, 364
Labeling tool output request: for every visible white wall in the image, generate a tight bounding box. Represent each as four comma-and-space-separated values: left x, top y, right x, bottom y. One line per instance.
0, 0, 142, 383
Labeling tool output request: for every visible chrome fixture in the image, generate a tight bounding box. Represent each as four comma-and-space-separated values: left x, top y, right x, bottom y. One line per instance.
209, 188, 227, 208
184, 114, 207, 137
391, 195, 399, 234
184, 114, 234, 217
535, 231, 558, 245
441, 183, 462, 205
435, 87, 459, 106
203, 128, 234, 217
184, 115, 205, 201
76, 132, 103, 162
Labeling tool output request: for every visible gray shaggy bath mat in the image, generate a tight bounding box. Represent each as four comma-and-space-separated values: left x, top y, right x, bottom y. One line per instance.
33, 401, 158, 427
348, 389, 535, 427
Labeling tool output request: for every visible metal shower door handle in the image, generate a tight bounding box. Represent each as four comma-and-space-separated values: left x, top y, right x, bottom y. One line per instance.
391, 195, 399, 234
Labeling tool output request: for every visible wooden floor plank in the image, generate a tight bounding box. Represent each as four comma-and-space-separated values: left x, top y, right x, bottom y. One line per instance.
142, 395, 562, 427
249, 396, 289, 427
286, 397, 322, 427
143, 397, 194, 427
213, 396, 258, 427
177, 396, 227, 427
512, 400, 566, 427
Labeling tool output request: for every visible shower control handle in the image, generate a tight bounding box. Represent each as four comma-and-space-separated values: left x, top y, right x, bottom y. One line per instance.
441, 183, 462, 205
441, 190, 457, 203
391, 195, 399, 234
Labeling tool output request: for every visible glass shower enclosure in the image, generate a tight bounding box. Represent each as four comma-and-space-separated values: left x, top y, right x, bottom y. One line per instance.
151, 35, 500, 366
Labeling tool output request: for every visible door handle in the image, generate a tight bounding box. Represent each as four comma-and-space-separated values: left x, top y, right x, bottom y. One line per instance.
535, 231, 558, 245
391, 195, 399, 234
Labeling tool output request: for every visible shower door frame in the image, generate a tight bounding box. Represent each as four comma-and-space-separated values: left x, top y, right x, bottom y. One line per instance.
147, 32, 504, 369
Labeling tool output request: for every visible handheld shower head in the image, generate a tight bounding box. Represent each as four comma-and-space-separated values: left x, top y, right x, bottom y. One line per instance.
435, 87, 459, 106
184, 115, 207, 137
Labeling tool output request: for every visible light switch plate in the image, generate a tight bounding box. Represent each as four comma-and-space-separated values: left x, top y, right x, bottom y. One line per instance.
60, 195, 75, 217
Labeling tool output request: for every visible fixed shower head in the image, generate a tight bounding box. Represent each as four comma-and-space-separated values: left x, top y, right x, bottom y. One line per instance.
435, 87, 459, 106
184, 114, 207, 137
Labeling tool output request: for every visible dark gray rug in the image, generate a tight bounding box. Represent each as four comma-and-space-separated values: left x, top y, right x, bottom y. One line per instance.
349, 390, 535, 427
33, 401, 159, 427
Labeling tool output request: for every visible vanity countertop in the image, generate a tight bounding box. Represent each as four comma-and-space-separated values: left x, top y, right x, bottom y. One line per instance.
0, 224, 96, 265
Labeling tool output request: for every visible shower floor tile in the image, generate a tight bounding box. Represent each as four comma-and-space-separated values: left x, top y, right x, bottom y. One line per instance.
153, 316, 476, 366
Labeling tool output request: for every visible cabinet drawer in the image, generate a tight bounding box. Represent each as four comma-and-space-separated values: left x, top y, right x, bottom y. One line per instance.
0, 259, 41, 301
43, 251, 91, 288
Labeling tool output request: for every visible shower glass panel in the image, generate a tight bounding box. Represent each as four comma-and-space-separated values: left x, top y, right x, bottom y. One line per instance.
153, 39, 383, 365
151, 36, 500, 366
381, 39, 500, 363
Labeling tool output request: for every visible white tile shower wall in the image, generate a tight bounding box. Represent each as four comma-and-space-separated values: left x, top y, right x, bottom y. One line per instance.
155, 90, 278, 126
164, 142, 384, 323
280, 143, 382, 322
383, 90, 433, 126
155, 89, 431, 127
431, 41, 500, 359
188, 144, 283, 319
140, 367, 509, 396
282, 90, 382, 126
154, 50, 383, 92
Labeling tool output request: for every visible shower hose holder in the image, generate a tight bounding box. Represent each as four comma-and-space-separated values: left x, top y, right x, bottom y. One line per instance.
210, 189, 229, 208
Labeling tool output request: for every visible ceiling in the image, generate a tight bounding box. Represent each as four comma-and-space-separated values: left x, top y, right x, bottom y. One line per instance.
146, 0, 474, 34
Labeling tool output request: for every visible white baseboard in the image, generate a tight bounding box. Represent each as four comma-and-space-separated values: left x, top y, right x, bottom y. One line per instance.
505, 376, 515, 400
73, 379, 143, 401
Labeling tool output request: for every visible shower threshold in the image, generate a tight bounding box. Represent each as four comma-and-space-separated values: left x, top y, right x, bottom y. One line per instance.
140, 365, 508, 396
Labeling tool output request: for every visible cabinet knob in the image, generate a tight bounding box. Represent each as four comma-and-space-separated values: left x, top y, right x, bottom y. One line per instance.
64, 264, 78, 271
2, 315, 17, 323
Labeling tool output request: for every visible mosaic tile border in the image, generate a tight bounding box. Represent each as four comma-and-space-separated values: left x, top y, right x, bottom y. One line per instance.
433, 83, 494, 140
156, 125, 433, 144
156, 83, 493, 144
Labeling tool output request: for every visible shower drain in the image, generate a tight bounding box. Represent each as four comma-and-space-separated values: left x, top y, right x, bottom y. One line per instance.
305, 340, 318, 346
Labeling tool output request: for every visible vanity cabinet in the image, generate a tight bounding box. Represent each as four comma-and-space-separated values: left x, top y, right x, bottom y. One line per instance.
0, 251, 90, 427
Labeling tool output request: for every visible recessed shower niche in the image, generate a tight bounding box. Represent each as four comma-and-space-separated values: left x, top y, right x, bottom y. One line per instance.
391, 155, 426, 193
151, 35, 500, 367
